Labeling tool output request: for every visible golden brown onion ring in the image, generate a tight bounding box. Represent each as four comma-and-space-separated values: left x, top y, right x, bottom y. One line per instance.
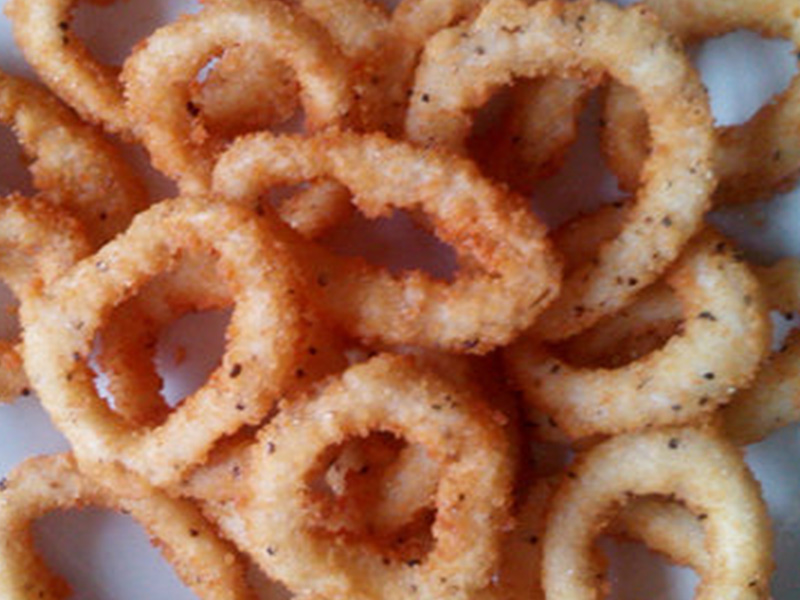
601, 0, 800, 205
122, 0, 354, 195
0, 70, 146, 247
721, 258, 800, 445
407, 0, 715, 341
21, 197, 315, 487
506, 232, 771, 439
213, 130, 561, 353
542, 427, 773, 600
240, 353, 514, 600
0, 195, 90, 404
0, 454, 256, 600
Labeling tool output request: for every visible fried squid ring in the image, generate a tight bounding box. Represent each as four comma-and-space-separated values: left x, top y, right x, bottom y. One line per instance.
720, 258, 800, 445
392, 0, 594, 190
122, 0, 355, 195
0, 454, 255, 600
505, 232, 771, 439
213, 130, 561, 353
549, 203, 683, 369
93, 251, 347, 429
21, 197, 313, 487
289, 0, 406, 133
240, 354, 514, 600
5, 0, 132, 135
601, 0, 800, 205
542, 428, 773, 600
0, 196, 90, 404
407, 0, 715, 340
5, 0, 298, 140
0, 70, 146, 246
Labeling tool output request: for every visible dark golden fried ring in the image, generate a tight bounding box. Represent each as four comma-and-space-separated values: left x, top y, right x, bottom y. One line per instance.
0, 454, 257, 600
121, 0, 355, 195
21, 197, 313, 487
240, 354, 514, 600
0, 70, 147, 247
542, 428, 773, 600
213, 130, 561, 353
407, 0, 715, 341
601, 0, 800, 205
506, 232, 771, 439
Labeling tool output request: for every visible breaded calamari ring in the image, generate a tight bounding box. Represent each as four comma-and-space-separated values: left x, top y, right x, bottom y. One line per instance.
0, 454, 256, 600
6, 0, 297, 139
542, 428, 773, 600
240, 354, 514, 600
601, 0, 800, 205
122, 0, 355, 195
21, 197, 316, 487
213, 130, 561, 353
5, 0, 132, 135
0, 70, 146, 246
720, 258, 800, 445
407, 0, 715, 341
395, 0, 594, 189
506, 232, 771, 439
0, 196, 90, 404
94, 251, 348, 429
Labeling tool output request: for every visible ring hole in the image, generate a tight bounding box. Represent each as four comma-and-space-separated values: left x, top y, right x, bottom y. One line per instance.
73, 0, 202, 67
465, 80, 621, 227
384, 0, 403, 12
599, 535, 699, 600
319, 209, 458, 282
189, 50, 302, 141
92, 258, 232, 426
35, 508, 199, 599
0, 280, 20, 344
0, 126, 35, 198
306, 432, 439, 564
467, 82, 515, 164
155, 308, 230, 408
694, 31, 797, 127
528, 90, 623, 228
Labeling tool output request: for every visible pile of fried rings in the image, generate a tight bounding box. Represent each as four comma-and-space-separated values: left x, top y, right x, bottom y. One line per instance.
0, 0, 798, 598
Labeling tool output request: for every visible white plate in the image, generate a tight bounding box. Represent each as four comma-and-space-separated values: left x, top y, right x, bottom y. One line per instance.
0, 1, 799, 598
